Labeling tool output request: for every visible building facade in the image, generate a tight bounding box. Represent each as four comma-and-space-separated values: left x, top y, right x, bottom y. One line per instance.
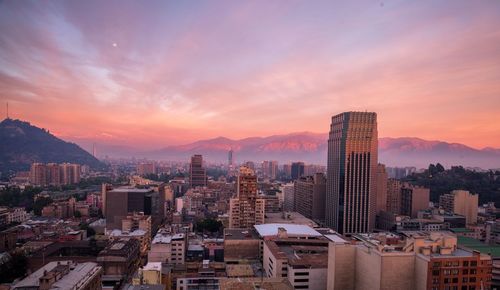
325, 112, 378, 234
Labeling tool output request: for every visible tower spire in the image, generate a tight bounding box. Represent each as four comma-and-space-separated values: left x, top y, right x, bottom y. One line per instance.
6, 102, 8, 119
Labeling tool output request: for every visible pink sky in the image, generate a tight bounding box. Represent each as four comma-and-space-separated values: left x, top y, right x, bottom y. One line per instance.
0, 1, 499, 149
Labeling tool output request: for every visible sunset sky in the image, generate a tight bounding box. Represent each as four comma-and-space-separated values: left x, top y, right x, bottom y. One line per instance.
0, 1, 499, 149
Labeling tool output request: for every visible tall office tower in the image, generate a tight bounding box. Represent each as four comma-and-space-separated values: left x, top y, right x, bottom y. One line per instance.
282, 164, 292, 178
29, 163, 47, 186
325, 112, 378, 234
439, 190, 478, 224
294, 173, 327, 220
386, 179, 402, 214
291, 162, 305, 180
189, 154, 207, 188
45, 163, 61, 186
282, 183, 295, 211
229, 166, 265, 228
375, 164, 388, 214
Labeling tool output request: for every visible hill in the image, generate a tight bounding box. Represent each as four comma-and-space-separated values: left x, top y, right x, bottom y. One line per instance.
0, 118, 104, 173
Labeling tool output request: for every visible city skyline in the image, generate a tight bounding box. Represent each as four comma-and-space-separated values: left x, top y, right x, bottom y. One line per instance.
1, 1, 500, 150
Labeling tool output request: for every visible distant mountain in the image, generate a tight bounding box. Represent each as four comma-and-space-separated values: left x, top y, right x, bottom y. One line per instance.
0, 118, 105, 173
142, 133, 500, 169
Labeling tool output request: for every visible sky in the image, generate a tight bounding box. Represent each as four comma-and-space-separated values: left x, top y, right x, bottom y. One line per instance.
0, 0, 499, 150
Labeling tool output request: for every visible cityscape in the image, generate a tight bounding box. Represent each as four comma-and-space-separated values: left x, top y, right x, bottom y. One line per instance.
1, 1, 500, 290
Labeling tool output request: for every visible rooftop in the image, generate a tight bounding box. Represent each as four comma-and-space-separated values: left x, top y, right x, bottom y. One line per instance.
108, 187, 153, 193
143, 262, 162, 271
226, 264, 255, 277
265, 212, 318, 227
458, 236, 500, 258
219, 277, 293, 290
254, 224, 322, 238
224, 228, 260, 240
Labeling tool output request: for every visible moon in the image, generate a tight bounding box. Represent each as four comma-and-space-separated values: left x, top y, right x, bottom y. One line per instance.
112, 43, 118, 47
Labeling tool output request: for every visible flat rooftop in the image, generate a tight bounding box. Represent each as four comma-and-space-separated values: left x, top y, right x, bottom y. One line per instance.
224, 228, 260, 240
219, 278, 293, 290
254, 224, 322, 238
265, 212, 318, 227
108, 187, 153, 193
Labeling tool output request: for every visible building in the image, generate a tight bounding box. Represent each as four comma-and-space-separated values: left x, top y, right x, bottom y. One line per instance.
400, 185, 430, 218
190, 155, 207, 188
262, 160, 279, 179
137, 163, 156, 175
386, 178, 402, 214
440, 190, 479, 224
223, 228, 261, 263
326, 231, 493, 290
219, 277, 293, 290
263, 237, 328, 290
229, 166, 265, 228
104, 187, 153, 229
375, 164, 388, 214
121, 212, 152, 242
325, 112, 378, 234
148, 229, 186, 264
228, 149, 234, 170
97, 238, 140, 286
291, 162, 304, 180
281, 183, 295, 212
294, 173, 326, 220
29, 162, 81, 186
12, 261, 102, 290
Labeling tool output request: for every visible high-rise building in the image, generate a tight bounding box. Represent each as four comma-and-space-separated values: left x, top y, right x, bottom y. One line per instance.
291, 162, 304, 180
189, 154, 207, 188
325, 112, 378, 234
29, 163, 47, 186
46, 163, 61, 186
228, 149, 234, 169
262, 160, 278, 179
375, 164, 388, 214
229, 166, 265, 228
386, 179, 402, 214
60, 163, 81, 185
282, 183, 295, 212
294, 173, 326, 220
439, 190, 478, 224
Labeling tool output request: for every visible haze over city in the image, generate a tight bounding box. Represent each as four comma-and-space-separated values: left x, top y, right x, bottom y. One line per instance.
1, 0, 500, 150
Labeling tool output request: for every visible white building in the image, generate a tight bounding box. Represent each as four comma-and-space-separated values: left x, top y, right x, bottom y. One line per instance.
148, 229, 185, 264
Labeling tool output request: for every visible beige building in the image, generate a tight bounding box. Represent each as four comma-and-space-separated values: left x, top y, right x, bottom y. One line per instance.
229, 166, 265, 228
263, 238, 328, 290
148, 229, 186, 264
439, 190, 478, 224
327, 231, 492, 290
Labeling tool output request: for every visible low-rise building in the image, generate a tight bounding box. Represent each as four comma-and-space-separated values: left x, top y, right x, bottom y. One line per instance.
12, 261, 102, 290
149, 229, 186, 264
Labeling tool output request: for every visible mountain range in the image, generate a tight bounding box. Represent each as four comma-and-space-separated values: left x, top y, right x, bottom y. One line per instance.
1, 118, 499, 172
0, 118, 104, 173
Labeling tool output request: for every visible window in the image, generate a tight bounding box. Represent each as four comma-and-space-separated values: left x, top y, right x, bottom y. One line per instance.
433, 270, 440, 276
294, 279, 309, 283
462, 277, 468, 283
471, 261, 477, 267
463, 269, 468, 275
295, 272, 309, 276
452, 278, 458, 283
433, 262, 441, 267
469, 277, 476, 283
463, 261, 469, 267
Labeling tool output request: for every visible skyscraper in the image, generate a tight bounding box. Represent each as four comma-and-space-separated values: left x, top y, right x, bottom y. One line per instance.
189, 154, 207, 188
228, 149, 233, 169
294, 173, 326, 220
325, 112, 378, 234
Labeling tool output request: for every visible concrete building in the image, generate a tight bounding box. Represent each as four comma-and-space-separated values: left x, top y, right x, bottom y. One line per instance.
401, 185, 430, 218
148, 229, 186, 264
189, 154, 207, 188
327, 231, 492, 290
291, 162, 305, 180
281, 183, 295, 212
98, 238, 141, 287
229, 166, 265, 228
137, 163, 156, 175
12, 261, 102, 290
263, 238, 328, 290
223, 228, 261, 263
386, 178, 402, 214
104, 187, 154, 229
121, 212, 152, 247
325, 112, 378, 234
262, 160, 279, 179
294, 173, 326, 221
375, 164, 388, 214
440, 190, 479, 224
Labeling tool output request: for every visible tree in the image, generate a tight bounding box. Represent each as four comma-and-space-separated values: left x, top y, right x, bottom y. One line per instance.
0, 252, 28, 283
33, 196, 53, 216
196, 218, 223, 233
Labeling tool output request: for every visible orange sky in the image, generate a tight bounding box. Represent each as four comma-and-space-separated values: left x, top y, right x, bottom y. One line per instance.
1, 1, 499, 149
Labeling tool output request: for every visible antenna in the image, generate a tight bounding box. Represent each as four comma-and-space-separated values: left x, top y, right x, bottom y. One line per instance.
6, 102, 9, 119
